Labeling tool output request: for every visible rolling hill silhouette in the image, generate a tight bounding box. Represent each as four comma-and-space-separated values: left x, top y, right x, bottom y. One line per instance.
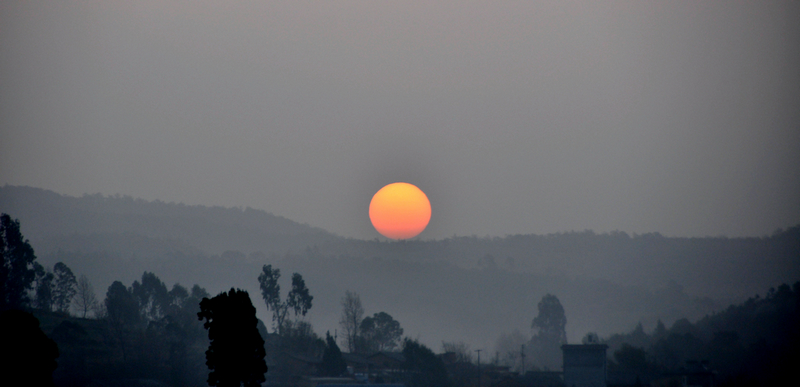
1, 185, 797, 350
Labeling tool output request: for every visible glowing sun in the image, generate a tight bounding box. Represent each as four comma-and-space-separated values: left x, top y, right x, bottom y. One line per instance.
369, 182, 431, 240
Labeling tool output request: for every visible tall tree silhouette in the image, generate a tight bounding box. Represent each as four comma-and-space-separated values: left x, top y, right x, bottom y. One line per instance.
104, 281, 139, 361
529, 293, 567, 370
531, 294, 567, 343
0, 309, 59, 386
198, 288, 267, 387
52, 262, 77, 313
73, 275, 99, 318
359, 311, 404, 352
402, 338, 450, 387
34, 262, 78, 313
321, 331, 347, 377
0, 214, 39, 310
339, 290, 364, 353
163, 283, 211, 387
257, 265, 313, 335
132, 271, 169, 321
34, 267, 55, 311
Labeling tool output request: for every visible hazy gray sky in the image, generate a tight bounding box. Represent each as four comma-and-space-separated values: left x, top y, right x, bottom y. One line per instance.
2, 1, 798, 240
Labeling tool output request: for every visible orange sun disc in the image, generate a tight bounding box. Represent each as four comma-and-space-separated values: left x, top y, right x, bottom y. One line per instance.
369, 182, 431, 240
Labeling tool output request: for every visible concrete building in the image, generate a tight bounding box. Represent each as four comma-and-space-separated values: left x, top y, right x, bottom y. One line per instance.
562, 344, 608, 387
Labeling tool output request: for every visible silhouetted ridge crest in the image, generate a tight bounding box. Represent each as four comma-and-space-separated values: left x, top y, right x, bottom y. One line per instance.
0, 185, 338, 255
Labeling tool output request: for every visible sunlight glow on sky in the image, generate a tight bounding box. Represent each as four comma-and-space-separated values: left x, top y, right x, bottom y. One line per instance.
1, 0, 798, 239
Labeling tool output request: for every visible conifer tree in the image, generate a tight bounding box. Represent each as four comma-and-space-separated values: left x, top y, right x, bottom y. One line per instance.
198, 288, 267, 387
0, 214, 39, 310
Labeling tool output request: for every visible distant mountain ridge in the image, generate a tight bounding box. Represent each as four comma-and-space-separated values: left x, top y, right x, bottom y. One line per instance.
1, 185, 798, 352
0, 185, 340, 255
2, 185, 798, 301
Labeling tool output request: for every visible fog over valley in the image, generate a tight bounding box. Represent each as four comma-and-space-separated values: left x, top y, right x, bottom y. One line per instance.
2, 186, 797, 353
1, 1, 798, 386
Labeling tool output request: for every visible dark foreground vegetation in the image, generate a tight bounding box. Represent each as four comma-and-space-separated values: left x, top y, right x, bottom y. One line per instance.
2, 194, 799, 387
603, 282, 800, 387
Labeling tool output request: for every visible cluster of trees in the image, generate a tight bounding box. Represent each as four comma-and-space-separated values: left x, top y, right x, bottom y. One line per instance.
338, 290, 404, 355
2, 210, 553, 386
101, 273, 270, 387
95, 272, 212, 386
33, 262, 76, 313
1, 213, 100, 386
604, 282, 800, 386
255, 265, 405, 383
402, 338, 450, 387
1, 213, 98, 318
251, 265, 445, 387
0, 211, 509, 386
104, 274, 209, 353
7, 210, 799, 387
256, 264, 325, 384
492, 285, 798, 387
90, 265, 487, 387
257, 264, 313, 335
2, 213, 221, 387
492, 294, 569, 372
0, 205, 551, 387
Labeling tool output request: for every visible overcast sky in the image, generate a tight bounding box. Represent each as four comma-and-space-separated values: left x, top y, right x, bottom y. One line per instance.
2, 1, 798, 240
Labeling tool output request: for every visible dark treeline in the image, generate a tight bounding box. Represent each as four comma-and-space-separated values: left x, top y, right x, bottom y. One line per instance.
603, 282, 800, 386
2, 185, 799, 373
3, 209, 800, 387
320, 229, 799, 301
0, 212, 458, 386
3, 185, 797, 303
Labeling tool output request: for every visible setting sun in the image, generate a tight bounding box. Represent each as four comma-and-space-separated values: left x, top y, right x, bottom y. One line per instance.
369, 182, 431, 240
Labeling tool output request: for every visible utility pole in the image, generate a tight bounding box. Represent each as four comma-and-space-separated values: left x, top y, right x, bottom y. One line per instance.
475, 349, 483, 387
520, 344, 526, 375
